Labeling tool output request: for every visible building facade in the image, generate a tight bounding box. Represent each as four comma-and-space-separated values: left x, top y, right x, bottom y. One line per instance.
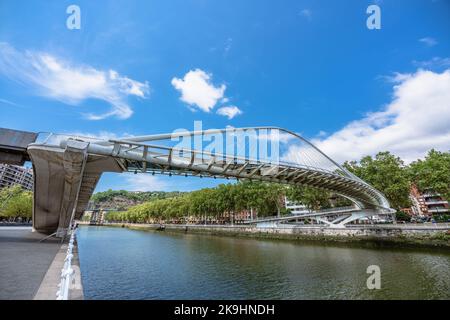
0, 164, 33, 190
405, 184, 449, 217
284, 197, 310, 215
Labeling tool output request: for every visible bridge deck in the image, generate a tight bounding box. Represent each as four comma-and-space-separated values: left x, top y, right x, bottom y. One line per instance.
0, 128, 37, 165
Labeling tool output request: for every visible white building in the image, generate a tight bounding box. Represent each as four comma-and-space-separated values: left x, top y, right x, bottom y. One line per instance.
284, 197, 310, 215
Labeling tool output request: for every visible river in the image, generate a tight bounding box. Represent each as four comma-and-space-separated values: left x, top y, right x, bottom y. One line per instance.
76, 226, 450, 300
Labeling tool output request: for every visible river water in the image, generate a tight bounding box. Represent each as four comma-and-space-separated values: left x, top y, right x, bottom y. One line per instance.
76, 226, 450, 300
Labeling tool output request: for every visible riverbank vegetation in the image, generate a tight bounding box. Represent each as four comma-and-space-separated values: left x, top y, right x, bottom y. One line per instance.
107, 182, 288, 223
344, 150, 450, 222
91, 190, 185, 210
0, 185, 32, 222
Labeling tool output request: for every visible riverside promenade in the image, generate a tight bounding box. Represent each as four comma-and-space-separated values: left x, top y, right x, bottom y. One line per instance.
0, 226, 83, 300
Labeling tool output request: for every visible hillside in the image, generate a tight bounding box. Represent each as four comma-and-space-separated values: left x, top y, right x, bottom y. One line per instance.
90, 189, 185, 210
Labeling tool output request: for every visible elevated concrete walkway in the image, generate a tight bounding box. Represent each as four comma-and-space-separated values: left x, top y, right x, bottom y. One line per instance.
0, 128, 37, 165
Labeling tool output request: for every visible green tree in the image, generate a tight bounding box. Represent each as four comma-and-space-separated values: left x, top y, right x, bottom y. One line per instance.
344, 151, 410, 209
408, 149, 450, 200
286, 186, 331, 210
264, 183, 286, 217
0, 185, 32, 221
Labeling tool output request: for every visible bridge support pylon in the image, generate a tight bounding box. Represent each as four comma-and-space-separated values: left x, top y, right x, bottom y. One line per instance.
28, 140, 88, 235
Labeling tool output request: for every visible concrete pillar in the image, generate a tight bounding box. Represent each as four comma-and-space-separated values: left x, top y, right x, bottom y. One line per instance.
28, 141, 88, 234
27, 140, 125, 234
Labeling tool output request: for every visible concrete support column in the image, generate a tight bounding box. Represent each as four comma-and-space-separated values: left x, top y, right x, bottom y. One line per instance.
28, 141, 88, 234
57, 140, 89, 234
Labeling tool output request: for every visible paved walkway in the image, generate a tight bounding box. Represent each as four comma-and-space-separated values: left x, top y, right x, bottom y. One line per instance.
0, 227, 61, 299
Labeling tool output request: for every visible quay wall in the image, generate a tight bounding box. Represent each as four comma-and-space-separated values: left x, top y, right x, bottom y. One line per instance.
83, 222, 450, 249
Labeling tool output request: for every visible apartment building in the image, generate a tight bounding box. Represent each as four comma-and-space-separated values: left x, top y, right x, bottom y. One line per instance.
407, 184, 449, 216
0, 164, 33, 190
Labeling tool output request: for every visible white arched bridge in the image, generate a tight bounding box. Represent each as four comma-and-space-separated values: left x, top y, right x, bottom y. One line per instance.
0, 127, 394, 234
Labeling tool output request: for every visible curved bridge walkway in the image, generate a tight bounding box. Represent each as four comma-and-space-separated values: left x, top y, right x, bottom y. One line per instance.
242, 206, 366, 228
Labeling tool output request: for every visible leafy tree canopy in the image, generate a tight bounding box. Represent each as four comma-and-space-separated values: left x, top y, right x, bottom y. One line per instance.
344, 151, 411, 209
0, 185, 33, 220
408, 149, 450, 200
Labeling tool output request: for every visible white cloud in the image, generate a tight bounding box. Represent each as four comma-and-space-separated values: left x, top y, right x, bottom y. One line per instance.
381, 72, 413, 83
419, 37, 438, 47
121, 173, 168, 191
259, 131, 294, 144
311, 69, 450, 164
171, 69, 226, 112
413, 57, 450, 68
216, 105, 242, 119
317, 130, 327, 138
0, 42, 149, 120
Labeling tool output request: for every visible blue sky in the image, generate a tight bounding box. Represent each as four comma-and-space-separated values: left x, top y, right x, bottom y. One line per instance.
0, 0, 449, 192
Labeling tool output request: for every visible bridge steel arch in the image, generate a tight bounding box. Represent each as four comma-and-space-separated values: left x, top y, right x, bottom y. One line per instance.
25, 127, 394, 234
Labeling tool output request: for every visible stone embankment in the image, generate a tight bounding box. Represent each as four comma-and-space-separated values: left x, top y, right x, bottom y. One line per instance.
84, 222, 450, 249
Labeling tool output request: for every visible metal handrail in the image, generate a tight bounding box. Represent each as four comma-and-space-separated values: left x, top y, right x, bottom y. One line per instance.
56, 226, 76, 300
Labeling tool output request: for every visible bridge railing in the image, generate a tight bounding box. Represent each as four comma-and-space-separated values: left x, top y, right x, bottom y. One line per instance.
104, 138, 359, 185
33, 132, 352, 179
34, 132, 106, 146
56, 226, 76, 300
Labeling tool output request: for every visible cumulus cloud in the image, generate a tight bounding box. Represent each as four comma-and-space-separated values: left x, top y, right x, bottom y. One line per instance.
0, 42, 149, 120
216, 105, 242, 119
311, 69, 450, 164
171, 69, 226, 113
